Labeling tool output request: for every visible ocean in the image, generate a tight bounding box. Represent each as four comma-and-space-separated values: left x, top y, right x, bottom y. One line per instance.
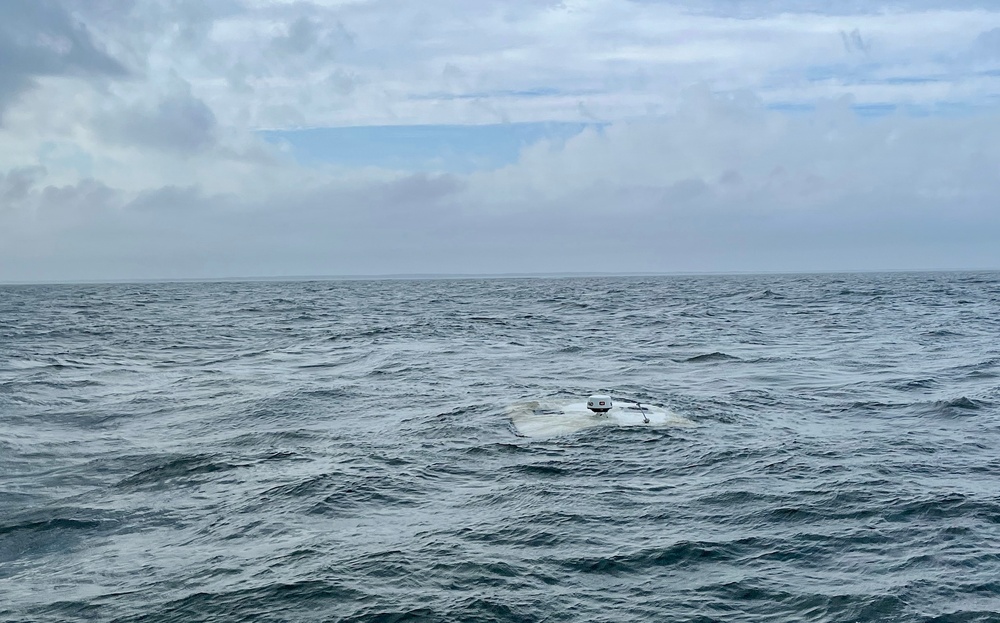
2, 272, 999, 622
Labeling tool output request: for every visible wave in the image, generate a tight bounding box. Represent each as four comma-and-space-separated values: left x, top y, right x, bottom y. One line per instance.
559, 539, 747, 574
115, 454, 246, 489
124, 580, 364, 623
915, 396, 987, 417
683, 351, 740, 363
751, 288, 785, 300
0, 515, 108, 537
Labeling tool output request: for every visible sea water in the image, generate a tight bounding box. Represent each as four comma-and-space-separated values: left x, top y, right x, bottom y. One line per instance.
2, 273, 999, 622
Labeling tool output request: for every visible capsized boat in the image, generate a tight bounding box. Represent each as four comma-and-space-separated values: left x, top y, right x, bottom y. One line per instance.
508, 395, 693, 438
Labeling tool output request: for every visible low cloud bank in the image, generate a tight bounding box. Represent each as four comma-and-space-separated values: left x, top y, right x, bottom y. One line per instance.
2, 91, 999, 281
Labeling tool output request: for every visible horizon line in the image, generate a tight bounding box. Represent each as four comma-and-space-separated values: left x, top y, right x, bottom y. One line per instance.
2, 267, 998, 287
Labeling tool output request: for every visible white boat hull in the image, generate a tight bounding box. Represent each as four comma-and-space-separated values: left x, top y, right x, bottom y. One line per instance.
508, 400, 694, 438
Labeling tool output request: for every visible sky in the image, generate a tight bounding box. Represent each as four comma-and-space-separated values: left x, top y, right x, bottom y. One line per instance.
2, 0, 1000, 281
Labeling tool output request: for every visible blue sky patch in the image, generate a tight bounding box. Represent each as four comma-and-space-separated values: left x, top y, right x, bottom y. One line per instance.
259, 122, 601, 172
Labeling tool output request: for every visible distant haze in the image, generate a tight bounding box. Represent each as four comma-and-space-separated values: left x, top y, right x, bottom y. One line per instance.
3, 0, 1000, 282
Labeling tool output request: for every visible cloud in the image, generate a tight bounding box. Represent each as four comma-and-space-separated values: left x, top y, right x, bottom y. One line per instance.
840, 29, 872, 55
3, 1, 1000, 280
0, 0, 127, 122
274, 16, 321, 55
126, 184, 209, 212
4, 88, 1000, 281
375, 173, 464, 207
8, 0, 999, 133
969, 27, 1000, 60
94, 78, 218, 153
0, 165, 47, 207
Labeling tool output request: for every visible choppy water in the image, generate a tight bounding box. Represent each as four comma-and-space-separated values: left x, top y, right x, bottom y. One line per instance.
2, 272, 1000, 622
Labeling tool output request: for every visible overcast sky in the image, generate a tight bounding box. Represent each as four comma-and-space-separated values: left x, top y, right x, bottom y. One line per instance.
2, 0, 1000, 281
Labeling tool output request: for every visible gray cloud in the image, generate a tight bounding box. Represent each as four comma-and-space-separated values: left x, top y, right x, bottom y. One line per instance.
970, 28, 1000, 60
35, 178, 120, 217
0, 0, 127, 122
376, 173, 464, 207
673, 0, 1000, 17
94, 79, 217, 153
126, 185, 208, 212
0, 166, 47, 207
0, 166, 119, 218
274, 17, 321, 56
840, 29, 872, 55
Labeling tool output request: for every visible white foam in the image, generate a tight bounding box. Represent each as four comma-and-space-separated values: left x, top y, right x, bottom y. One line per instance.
508, 399, 694, 438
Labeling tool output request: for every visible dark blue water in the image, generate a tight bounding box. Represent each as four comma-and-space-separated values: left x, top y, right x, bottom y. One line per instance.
2, 273, 1000, 622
